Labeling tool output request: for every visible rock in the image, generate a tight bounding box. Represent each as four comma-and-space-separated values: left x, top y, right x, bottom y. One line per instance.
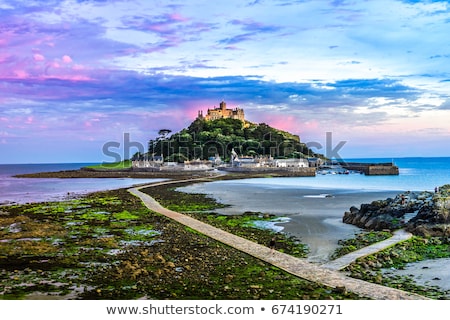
343, 185, 450, 237
332, 286, 347, 295
350, 206, 360, 214
249, 285, 262, 289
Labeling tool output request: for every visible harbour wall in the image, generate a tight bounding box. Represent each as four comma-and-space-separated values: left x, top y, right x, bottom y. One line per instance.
341, 162, 399, 175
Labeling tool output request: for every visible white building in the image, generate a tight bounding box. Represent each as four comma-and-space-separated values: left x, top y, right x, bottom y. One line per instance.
274, 158, 309, 168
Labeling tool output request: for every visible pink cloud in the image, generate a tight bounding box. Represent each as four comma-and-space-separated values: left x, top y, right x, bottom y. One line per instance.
250, 113, 325, 144
147, 23, 168, 33
0, 56, 93, 83
263, 115, 302, 134
14, 69, 29, 79
0, 48, 92, 83
168, 13, 188, 22
0, 53, 10, 63
72, 64, 86, 70
62, 55, 72, 63
33, 53, 45, 61
25, 116, 34, 124
50, 61, 61, 69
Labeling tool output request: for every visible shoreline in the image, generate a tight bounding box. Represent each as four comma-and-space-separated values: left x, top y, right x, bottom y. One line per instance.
13, 168, 316, 180
4, 168, 412, 262
177, 182, 401, 262
3, 168, 450, 298
0, 184, 362, 300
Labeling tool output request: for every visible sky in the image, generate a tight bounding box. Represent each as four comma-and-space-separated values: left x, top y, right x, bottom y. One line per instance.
1, 0, 450, 163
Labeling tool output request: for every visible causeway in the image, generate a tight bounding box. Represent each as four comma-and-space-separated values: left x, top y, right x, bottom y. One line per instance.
129, 178, 427, 300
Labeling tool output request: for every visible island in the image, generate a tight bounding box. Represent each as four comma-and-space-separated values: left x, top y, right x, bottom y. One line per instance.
18, 101, 398, 179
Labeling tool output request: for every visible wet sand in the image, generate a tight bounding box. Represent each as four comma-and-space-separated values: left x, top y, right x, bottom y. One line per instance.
177, 182, 400, 262
384, 258, 450, 292
179, 180, 450, 295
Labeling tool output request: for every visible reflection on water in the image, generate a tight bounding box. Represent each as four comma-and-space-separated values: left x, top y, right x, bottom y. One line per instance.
0, 163, 165, 204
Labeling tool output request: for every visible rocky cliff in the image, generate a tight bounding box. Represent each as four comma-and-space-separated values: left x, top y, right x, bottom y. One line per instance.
343, 185, 450, 237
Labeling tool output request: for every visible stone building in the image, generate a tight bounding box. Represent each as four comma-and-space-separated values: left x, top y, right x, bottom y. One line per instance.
198, 100, 245, 122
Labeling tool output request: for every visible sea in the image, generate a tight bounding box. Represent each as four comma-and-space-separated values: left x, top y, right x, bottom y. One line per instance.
1, 157, 449, 205
176, 157, 450, 262
1, 158, 450, 264
213, 157, 450, 193
0, 163, 165, 204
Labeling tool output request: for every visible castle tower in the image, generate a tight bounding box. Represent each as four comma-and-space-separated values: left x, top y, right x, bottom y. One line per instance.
198, 100, 245, 122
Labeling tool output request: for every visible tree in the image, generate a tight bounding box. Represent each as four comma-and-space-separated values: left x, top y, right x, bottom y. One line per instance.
146, 119, 323, 162
158, 129, 172, 140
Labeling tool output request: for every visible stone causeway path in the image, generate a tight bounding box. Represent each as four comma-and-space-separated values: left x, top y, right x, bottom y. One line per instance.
129, 178, 428, 300
321, 229, 413, 271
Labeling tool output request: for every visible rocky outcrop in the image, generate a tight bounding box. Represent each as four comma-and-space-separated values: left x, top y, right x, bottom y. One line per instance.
343, 185, 450, 237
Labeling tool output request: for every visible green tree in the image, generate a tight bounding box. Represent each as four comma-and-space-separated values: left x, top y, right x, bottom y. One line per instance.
147, 118, 321, 161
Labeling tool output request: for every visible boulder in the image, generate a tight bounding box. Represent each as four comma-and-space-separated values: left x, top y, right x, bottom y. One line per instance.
343, 185, 450, 237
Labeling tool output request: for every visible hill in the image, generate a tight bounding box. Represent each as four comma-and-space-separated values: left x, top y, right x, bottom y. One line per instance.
142, 118, 322, 162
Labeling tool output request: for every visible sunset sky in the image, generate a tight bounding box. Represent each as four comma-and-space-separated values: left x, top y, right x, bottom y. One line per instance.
1, 0, 450, 163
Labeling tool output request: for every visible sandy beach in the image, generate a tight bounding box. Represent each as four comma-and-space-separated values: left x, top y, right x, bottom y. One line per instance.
177, 181, 400, 262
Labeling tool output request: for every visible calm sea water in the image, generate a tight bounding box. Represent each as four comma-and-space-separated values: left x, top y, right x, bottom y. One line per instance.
178, 157, 450, 262
1, 157, 449, 205
0, 163, 164, 204
217, 157, 450, 192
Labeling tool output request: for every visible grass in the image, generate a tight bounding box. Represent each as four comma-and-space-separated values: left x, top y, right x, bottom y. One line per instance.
84, 160, 132, 170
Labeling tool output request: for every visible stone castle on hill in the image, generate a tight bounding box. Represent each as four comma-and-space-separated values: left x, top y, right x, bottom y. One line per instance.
197, 100, 245, 122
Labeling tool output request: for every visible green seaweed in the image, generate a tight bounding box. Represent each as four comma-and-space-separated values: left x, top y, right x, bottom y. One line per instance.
331, 231, 393, 259
113, 210, 139, 220
0, 187, 352, 300
142, 183, 308, 258
344, 236, 450, 299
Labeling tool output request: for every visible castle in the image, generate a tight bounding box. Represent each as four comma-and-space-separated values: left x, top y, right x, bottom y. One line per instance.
197, 101, 245, 122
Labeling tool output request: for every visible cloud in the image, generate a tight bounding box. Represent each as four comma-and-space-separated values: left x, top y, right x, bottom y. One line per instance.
1, 0, 450, 162
0, 70, 427, 139
437, 99, 450, 110
62, 55, 73, 63
33, 53, 45, 61
218, 18, 284, 45
118, 12, 217, 54
1, 67, 423, 109
0, 8, 140, 81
